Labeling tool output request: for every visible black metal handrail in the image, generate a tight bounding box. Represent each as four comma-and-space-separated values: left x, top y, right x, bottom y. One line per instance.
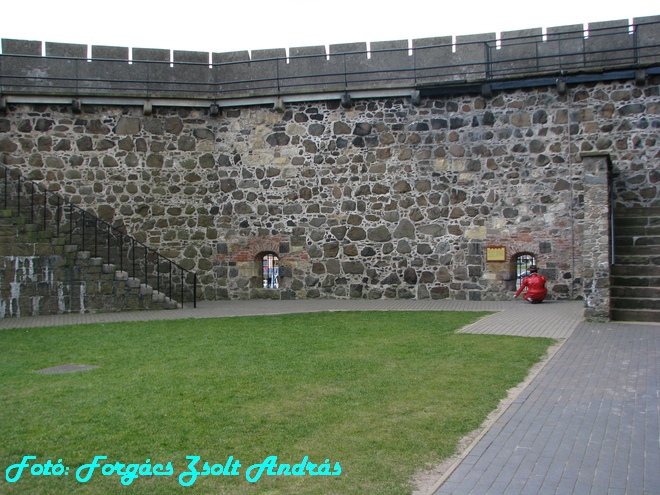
0, 163, 197, 309
0, 20, 657, 99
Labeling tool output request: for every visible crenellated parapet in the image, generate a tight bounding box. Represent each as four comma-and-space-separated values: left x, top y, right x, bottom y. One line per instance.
0, 16, 659, 103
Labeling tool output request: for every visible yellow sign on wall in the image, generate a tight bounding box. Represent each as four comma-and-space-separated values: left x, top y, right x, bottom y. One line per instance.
486, 246, 506, 262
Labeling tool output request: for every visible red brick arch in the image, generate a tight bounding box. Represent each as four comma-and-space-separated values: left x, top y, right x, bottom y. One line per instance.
230, 238, 282, 263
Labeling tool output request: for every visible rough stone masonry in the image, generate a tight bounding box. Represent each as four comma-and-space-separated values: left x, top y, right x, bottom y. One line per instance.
0, 77, 658, 303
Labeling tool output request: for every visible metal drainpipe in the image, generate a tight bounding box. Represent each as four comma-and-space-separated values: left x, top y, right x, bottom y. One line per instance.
566, 87, 576, 300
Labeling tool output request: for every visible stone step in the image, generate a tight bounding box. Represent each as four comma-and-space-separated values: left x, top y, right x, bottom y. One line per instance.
611, 265, 660, 276
163, 297, 181, 310
611, 194, 660, 324
611, 276, 660, 287
1, 216, 26, 227
152, 290, 166, 303
611, 297, 660, 310
1, 184, 187, 316
102, 263, 116, 275
611, 309, 660, 323
611, 286, 660, 299
615, 225, 660, 237
613, 207, 660, 218
614, 255, 660, 266
0, 211, 59, 228
126, 277, 142, 289
614, 245, 660, 256
613, 217, 649, 228
614, 236, 660, 247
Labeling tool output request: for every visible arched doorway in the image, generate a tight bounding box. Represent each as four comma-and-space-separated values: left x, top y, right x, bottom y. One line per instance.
513, 253, 537, 290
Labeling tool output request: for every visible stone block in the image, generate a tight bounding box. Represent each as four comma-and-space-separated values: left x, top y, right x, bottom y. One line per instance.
635, 15, 660, 65
164, 297, 181, 309
140, 284, 153, 296
585, 20, 634, 68
2, 39, 41, 55
126, 277, 142, 289
152, 291, 166, 303
412, 36, 453, 84
492, 28, 543, 75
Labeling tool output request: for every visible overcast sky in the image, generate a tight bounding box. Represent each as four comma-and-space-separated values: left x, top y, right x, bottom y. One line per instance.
1, 1, 658, 56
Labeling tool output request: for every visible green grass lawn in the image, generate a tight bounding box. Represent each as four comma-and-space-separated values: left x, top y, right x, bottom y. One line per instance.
0, 311, 553, 494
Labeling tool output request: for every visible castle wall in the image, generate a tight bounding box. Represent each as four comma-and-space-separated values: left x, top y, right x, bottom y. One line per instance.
1, 17, 658, 100
1, 77, 657, 302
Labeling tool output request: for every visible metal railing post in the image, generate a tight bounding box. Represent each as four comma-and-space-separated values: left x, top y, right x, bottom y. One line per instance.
3, 167, 7, 210
132, 238, 136, 279
485, 42, 492, 80
69, 203, 74, 245
94, 217, 98, 258
169, 262, 173, 302
118, 233, 123, 272
81, 210, 85, 252
30, 182, 34, 224
156, 255, 161, 294
56, 196, 61, 237
43, 188, 48, 230
17, 175, 21, 217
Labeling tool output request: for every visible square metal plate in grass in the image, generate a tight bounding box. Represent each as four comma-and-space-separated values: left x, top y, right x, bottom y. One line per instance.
33, 364, 99, 374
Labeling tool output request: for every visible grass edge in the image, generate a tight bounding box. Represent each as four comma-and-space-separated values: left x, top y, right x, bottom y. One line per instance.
412, 337, 566, 495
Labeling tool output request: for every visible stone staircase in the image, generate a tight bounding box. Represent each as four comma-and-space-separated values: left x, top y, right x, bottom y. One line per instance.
610, 207, 660, 323
0, 209, 181, 317
0, 165, 193, 318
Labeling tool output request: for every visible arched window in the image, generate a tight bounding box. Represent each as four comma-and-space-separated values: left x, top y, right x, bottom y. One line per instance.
261, 254, 279, 289
514, 253, 537, 290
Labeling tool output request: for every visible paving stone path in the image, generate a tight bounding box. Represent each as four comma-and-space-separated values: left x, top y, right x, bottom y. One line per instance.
433, 319, 660, 495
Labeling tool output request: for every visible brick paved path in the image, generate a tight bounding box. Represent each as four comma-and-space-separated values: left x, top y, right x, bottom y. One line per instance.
433, 320, 660, 495
0, 299, 580, 338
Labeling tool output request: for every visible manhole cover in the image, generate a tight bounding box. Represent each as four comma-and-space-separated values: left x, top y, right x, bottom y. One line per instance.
33, 364, 99, 374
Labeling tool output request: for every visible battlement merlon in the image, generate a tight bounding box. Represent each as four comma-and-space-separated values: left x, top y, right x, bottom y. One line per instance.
0, 16, 658, 103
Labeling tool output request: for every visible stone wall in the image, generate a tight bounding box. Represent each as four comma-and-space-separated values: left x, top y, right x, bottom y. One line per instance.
0, 76, 658, 302
580, 154, 614, 320
1, 17, 658, 100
